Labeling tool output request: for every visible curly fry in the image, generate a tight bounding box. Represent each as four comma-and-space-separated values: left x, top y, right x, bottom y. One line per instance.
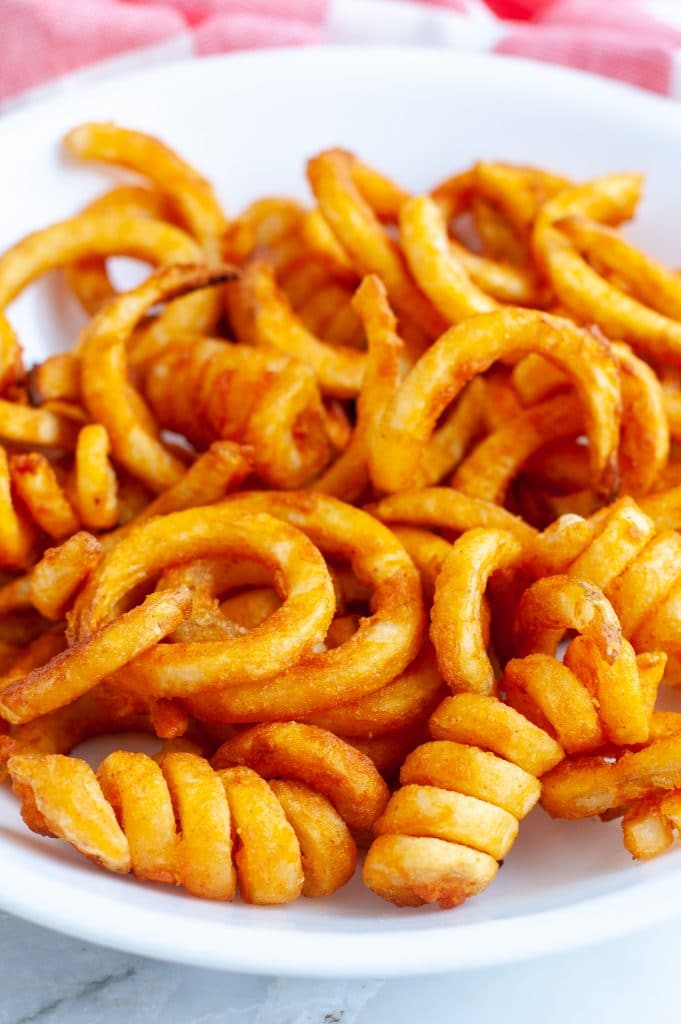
400, 195, 497, 323
212, 722, 389, 832
364, 686, 558, 909
64, 123, 227, 248
369, 308, 620, 498
310, 275, 402, 499
9, 454, 79, 540
184, 492, 425, 721
9, 724, 380, 902
71, 424, 118, 530
228, 259, 365, 397
72, 507, 335, 697
431, 529, 523, 695
143, 336, 332, 489
307, 149, 445, 340
81, 264, 236, 492
534, 175, 681, 364
368, 487, 537, 546
0, 587, 191, 724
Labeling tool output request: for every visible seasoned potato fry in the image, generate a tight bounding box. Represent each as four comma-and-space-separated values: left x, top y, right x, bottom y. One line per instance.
369, 308, 620, 498
431, 529, 523, 695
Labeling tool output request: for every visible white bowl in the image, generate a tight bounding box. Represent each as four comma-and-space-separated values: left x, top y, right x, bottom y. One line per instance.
1, 47, 681, 977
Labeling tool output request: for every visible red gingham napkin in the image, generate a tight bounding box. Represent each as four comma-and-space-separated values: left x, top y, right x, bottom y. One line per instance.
1, 0, 680, 109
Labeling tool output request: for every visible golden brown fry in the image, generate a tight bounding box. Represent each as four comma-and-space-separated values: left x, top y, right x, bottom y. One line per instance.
0, 448, 35, 569
229, 259, 365, 398
219, 766, 303, 904
533, 175, 681, 364
513, 574, 622, 661
388, 527, 451, 600
157, 752, 236, 899
375, 784, 518, 860
451, 237, 547, 306
0, 401, 77, 450
213, 722, 389, 832
9, 754, 131, 872
362, 689, 553, 910
0, 318, 23, 397
369, 308, 621, 498
185, 492, 424, 721
64, 186, 178, 314
429, 694, 564, 777
368, 487, 537, 546
268, 780, 357, 898
363, 834, 498, 909
29, 353, 81, 405
307, 149, 445, 340
81, 264, 236, 493
64, 123, 227, 248
29, 532, 101, 620
431, 529, 523, 695
72, 424, 118, 530
143, 336, 332, 490
73, 507, 336, 698
311, 275, 402, 499
0, 587, 191, 724
303, 642, 444, 738
528, 498, 681, 684
300, 207, 357, 279
473, 162, 572, 235
9, 453, 79, 540
516, 343, 669, 497
541, 734, 681, 819
561, 215, 681, 320
614, 342, 669, 495
471, 195, 528, 264
400, 195, 497, 323
135, 441, 251, 523
453, 395, 583, 504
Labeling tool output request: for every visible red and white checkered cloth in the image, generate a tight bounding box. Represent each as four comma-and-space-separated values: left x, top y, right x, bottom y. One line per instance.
2, 0, 681, 109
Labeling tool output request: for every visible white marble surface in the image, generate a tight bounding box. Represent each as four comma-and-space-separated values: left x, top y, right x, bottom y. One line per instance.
1, 912, 680, 1023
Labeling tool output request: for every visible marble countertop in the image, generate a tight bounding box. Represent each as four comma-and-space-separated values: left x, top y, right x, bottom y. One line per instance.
1, 912, 679, 1023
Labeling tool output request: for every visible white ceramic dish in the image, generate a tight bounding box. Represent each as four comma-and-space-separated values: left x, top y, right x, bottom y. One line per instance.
1, 47, 681, 977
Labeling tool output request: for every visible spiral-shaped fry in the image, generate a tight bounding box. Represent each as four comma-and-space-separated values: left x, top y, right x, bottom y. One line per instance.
399, 195, 498, 324
541, 728, 681, 834
307, 149, 445, 342
0, 531, 101, 623
310, 275, 402, 501
368, 487, 537, 546
9, 453, 79, 541
63, 186, 182, 316
80, 264, 236, 494
223, 197, 364, 349
485, 342, 669, 507
363, 693, 564, 908
506, 574, 666, 751
70, 505, 336, 700
228, 259, 365, 398
143, 335, 333, 489
0, 449, 37, 569
64, 123, 227, 249
527, 496, 681, 684
533, 174, 681, 365
182, 492, 425, 722
8, 724, 387, 903
369, 307, 621, 498
0, 586, 193, 724
430, 528, 524, 695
